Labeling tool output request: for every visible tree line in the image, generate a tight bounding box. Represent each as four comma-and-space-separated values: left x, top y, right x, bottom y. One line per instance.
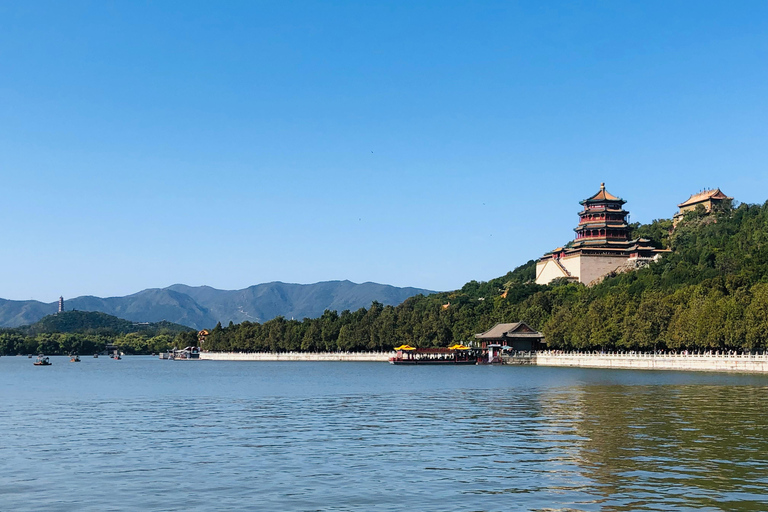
0, 331, 180, 356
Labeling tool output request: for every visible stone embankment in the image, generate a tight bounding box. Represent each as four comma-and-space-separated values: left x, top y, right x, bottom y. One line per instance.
506, 351, 768, 373
202, 350, 768, 373
201, 351, 393, 362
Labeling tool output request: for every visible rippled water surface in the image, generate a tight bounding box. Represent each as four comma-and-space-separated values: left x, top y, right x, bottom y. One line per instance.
2, 356, 768, 511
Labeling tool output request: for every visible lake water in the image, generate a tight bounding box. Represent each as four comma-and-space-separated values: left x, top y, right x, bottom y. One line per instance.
2, 356, 768, 511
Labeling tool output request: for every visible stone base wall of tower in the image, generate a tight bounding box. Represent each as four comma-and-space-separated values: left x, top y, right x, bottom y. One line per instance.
578, 253, 630, 285
536, 253, 631, 285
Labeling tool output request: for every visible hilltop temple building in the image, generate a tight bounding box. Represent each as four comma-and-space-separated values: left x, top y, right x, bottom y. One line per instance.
535, 183, 667, 286
673, 188, 732, 226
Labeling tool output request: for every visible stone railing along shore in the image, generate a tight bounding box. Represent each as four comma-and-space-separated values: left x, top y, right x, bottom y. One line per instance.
201, 351, 393, 362
531, 350, 768, 373
201, 350, 768, 372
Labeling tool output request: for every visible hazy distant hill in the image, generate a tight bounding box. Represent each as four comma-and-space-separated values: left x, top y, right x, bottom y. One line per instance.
166, 281, 433, 325
0, 281, 434, 330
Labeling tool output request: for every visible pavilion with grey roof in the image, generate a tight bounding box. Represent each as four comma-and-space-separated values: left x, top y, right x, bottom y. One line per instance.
474, 322, 546, 352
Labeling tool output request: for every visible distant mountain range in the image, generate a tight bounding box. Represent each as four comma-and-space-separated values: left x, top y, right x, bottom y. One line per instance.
0, 281, 435, 330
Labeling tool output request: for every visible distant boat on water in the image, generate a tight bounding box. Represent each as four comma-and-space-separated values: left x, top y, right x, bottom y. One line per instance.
34, 355, 51, 366
163, 347, 200, 360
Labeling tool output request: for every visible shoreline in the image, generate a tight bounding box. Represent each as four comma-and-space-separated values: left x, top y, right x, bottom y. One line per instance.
200, 350, 768, 373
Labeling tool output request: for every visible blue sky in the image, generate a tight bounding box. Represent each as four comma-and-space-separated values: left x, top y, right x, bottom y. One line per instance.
1, 1, 766, 301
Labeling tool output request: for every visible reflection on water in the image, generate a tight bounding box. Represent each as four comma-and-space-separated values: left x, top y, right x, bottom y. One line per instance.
0, 357, 767, 511
541, 385, 768, 512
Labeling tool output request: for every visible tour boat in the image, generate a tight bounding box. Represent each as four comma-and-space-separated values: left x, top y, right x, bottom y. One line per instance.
33, 355, 51, 366
389, 345, 477, 365
168, 347, 201, 360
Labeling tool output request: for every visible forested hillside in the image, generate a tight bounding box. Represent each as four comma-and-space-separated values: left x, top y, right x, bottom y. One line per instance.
19, 311, 190, 336
0, 311, 193, 356
199, 200, 768, 353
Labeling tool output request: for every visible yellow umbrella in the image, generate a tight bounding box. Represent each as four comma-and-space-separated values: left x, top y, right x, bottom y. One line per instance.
394, 344, 416, 351
448, 344, 471, 350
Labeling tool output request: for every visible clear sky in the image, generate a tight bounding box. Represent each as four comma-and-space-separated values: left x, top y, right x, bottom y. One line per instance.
1, 1, 766, 301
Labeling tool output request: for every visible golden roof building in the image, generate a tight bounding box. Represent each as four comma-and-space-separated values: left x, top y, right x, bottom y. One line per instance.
673, 188, 732, 225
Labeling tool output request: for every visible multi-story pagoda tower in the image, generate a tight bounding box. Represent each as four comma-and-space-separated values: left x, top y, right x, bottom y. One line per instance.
535, 184, 667, 285
572, 183, 630, 246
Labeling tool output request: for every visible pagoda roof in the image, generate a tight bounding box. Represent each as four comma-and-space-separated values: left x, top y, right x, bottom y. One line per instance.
580, 183, 625, 205
579, 207, 627, 215
576, 229, 628, 234
677, 188, 732, 208
577, 220, 629, 227
570, 240, 632, 248
539, 245, 629, 258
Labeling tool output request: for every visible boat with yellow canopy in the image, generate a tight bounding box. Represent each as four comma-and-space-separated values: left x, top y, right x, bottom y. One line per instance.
389, 344, 477, 365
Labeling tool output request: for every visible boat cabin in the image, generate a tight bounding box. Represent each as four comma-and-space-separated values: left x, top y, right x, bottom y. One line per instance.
390, 345, 477, 365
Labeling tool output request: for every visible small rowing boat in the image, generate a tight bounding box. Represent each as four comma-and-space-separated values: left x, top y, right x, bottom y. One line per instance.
34, 355, 51, 366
